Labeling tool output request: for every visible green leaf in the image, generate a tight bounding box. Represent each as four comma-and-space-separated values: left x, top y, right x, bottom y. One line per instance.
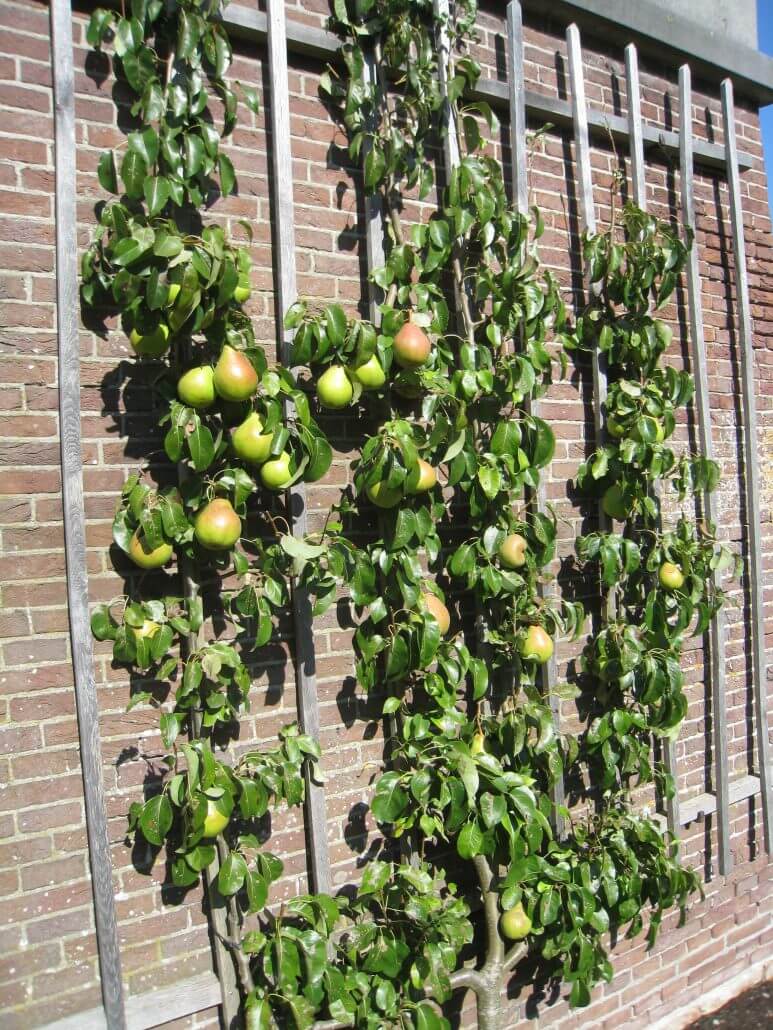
371, 771, 408, 823
98, 151, 118, 193
217, 851, 248, 896
140, 795, 173, 846
120, 150, 147, 199
457, 820, 483, 859
144, 175, 170, 216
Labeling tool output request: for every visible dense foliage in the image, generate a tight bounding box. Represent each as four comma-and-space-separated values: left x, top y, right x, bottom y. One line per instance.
83, 1, 734, 1027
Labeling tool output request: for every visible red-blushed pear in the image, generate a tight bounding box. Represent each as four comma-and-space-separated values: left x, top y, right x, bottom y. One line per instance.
213, 345, 258, 402
421, 592, 451, 636
128, 528, 173, 569
194, 498, 242, 551
518, 625, 553, 664
353, 354, 386, 390
129, 323, 170, 358
177, 365, 216, 410
231, 412, 273, 465
498, 532, 527, 569
316, 365, 353, 409
500, 902, 532, 941
406, 458, 437, 494
393, 321, 431, 369
658, 562, 685, 590
202, 800, 230, 838
602, 484, 630, 521
260, 451, 293, 491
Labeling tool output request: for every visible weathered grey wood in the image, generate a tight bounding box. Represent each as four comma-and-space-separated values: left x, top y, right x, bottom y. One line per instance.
506, 2, 528, 215
507, 1, 565, 835
363, 52, 385, 324
567, 24, 616, 578
50, 3, 126, 1027
43, 972, 222, 1030
680, 774, 761, 826
266, 0, 331, 895
623, 43, 680, 835
721, 78, 773, 856
624, 44, 646, 209
679, 65, 730, 874
220, 5, 754, 172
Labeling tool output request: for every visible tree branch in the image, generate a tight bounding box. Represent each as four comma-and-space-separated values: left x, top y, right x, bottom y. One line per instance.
473, 854, 504, 965
503, 940, 528, 972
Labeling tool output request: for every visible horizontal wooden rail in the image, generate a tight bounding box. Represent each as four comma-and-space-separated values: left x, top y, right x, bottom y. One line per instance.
222, 3, 754, 172
42, 972, 222, 1030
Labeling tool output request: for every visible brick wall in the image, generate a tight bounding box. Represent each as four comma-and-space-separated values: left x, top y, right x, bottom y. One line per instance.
0, 1, 770, 1027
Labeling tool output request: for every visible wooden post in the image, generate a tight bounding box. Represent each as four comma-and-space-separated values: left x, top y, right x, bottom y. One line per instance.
506, 0, 565, 836
50, 1, 126, 1026
720, 78, 773, 855
679, 65, 731, 873
624, 43, 680, 834
266, 0, 332, 895
567, 24, 617, 631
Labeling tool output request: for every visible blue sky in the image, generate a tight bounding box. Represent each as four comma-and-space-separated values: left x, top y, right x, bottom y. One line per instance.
760, 0, 773, 207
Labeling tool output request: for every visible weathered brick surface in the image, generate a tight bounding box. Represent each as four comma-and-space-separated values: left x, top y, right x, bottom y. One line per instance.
0, 0, 771, 1027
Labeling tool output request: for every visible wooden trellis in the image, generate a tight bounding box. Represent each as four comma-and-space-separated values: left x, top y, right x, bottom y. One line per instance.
46, 1, 771, 1027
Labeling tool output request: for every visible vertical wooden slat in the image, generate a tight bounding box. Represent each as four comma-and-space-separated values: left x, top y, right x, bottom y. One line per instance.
679, 65, 730, 872
266, 0, 331, 895
625, 44, 680, 834
363, 53, 385, 322
50, 2, 126, 1027
507, 1, 565, 835
567, 26, 605, 441
506, 1, 528, 216
567, 23, 617, 632
720, 78, 773, 855
624, 44, 646, 209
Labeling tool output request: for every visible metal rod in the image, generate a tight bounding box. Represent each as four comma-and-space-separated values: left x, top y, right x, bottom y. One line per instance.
720, 78, 773, 856
266, 0, 331, 895
679, 64, 730, 874
50, 1, 126, 1026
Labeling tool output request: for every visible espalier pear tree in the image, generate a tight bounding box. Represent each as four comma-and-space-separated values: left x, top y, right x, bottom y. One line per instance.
83, 0, 735, 1027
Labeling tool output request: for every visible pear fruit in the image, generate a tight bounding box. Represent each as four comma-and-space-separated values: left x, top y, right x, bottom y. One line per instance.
518, 625, 553, 664
128, 528, 173, 569
498, 533, 528, 569
406, 459, 437, 494
393, 321, 431, 369
231, 412, 273, 465
317, 365, 354, 409
178, 366, 216, 410
500, 902, 532, 941
193, 498, 242, 551
260, 451, 293, 491
353, 354, 386, 390
421, 592, 450, 636
213, 345, 258, 402
129, 323, 170, 358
